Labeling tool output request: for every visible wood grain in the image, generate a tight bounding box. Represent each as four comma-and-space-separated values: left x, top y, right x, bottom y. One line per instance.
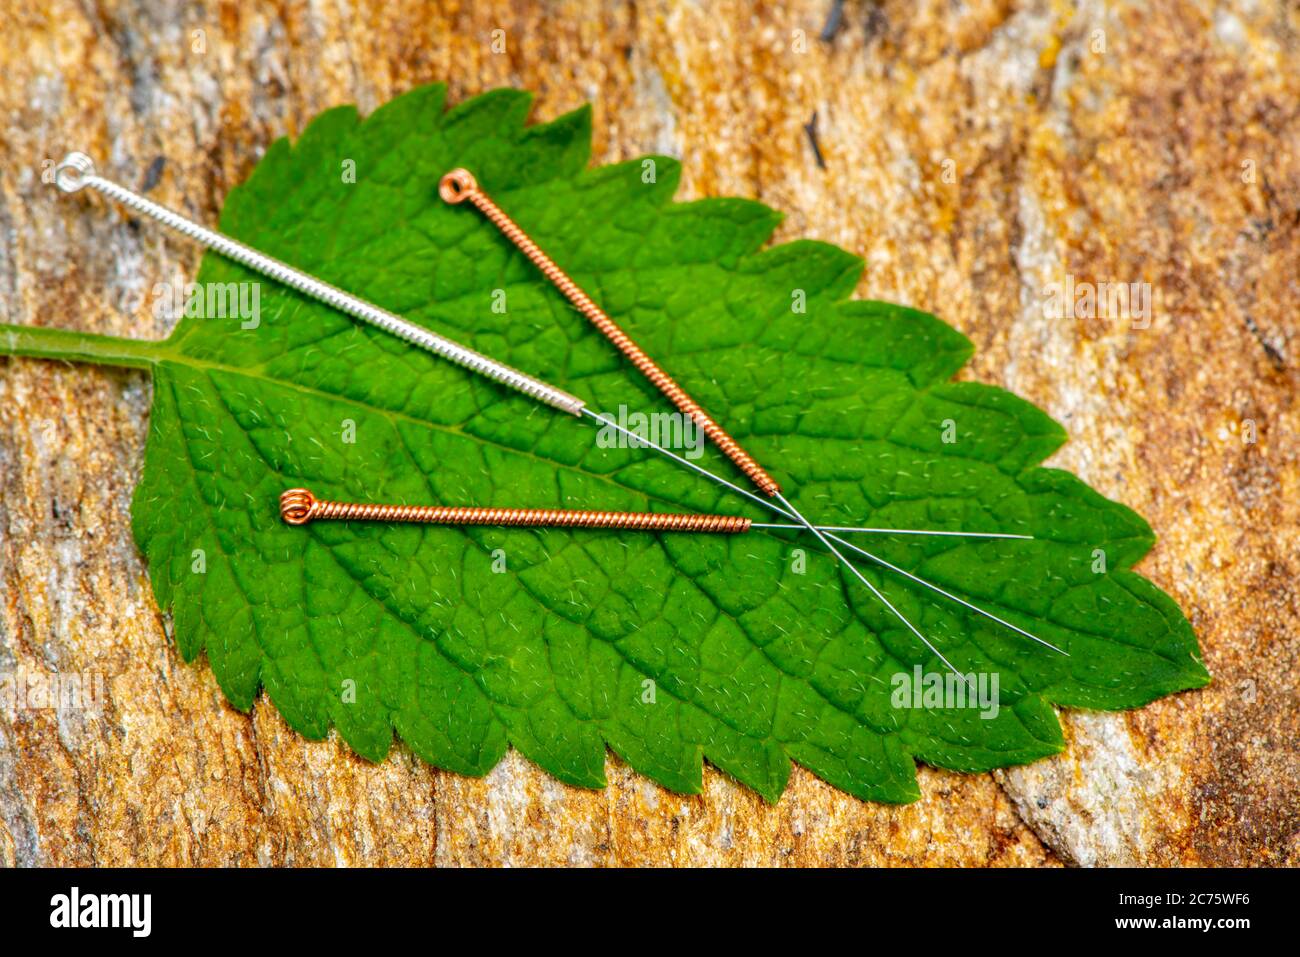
0, 0, 1295, 866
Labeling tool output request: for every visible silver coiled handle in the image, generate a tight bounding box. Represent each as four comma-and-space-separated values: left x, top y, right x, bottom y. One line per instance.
54, 152, 586, 416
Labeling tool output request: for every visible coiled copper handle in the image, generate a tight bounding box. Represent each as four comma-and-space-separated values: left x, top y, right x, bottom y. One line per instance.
281, 489, 750, 533
439, 168, 781, 496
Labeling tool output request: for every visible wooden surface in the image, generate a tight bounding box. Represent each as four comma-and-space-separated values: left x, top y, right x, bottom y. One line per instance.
0, 0, 1296, 866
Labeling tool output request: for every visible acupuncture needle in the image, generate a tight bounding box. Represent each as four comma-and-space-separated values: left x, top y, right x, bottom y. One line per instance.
279, 489, 1059, 661
53, 152, 1062, 667
280, 488, 1025, 541
441, 169, 1058, 669
439, 168, 783, 497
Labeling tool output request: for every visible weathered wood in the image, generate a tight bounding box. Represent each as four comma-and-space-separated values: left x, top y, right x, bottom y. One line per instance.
0, 0, 1295, 866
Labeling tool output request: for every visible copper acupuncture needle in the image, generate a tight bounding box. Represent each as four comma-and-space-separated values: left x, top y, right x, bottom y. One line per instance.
279, 487, 1027, 540
280, 485, 1061, 660
440, 168, 781, 496
51, 152, 1063, 668
277, 493, 1030, 688
279, 488, 754, 532
439, 169, 1059, 672
277, 490, 1026, 538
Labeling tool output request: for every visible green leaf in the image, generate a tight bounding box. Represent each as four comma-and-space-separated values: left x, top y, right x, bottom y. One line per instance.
1, 84, 1208, 803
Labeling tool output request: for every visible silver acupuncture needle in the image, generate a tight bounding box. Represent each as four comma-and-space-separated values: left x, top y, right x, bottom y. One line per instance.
54, 152, 1061, 670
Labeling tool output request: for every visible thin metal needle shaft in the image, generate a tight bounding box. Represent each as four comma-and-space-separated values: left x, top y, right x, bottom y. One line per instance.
776, 491, 972, 683
750, 524, 1030, 539
587, 410, 1066, 657
823, 537, 1066, 655
590, 412, 976, 675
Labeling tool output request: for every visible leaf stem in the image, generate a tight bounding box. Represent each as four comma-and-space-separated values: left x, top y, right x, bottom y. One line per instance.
0, 323, 163, 370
